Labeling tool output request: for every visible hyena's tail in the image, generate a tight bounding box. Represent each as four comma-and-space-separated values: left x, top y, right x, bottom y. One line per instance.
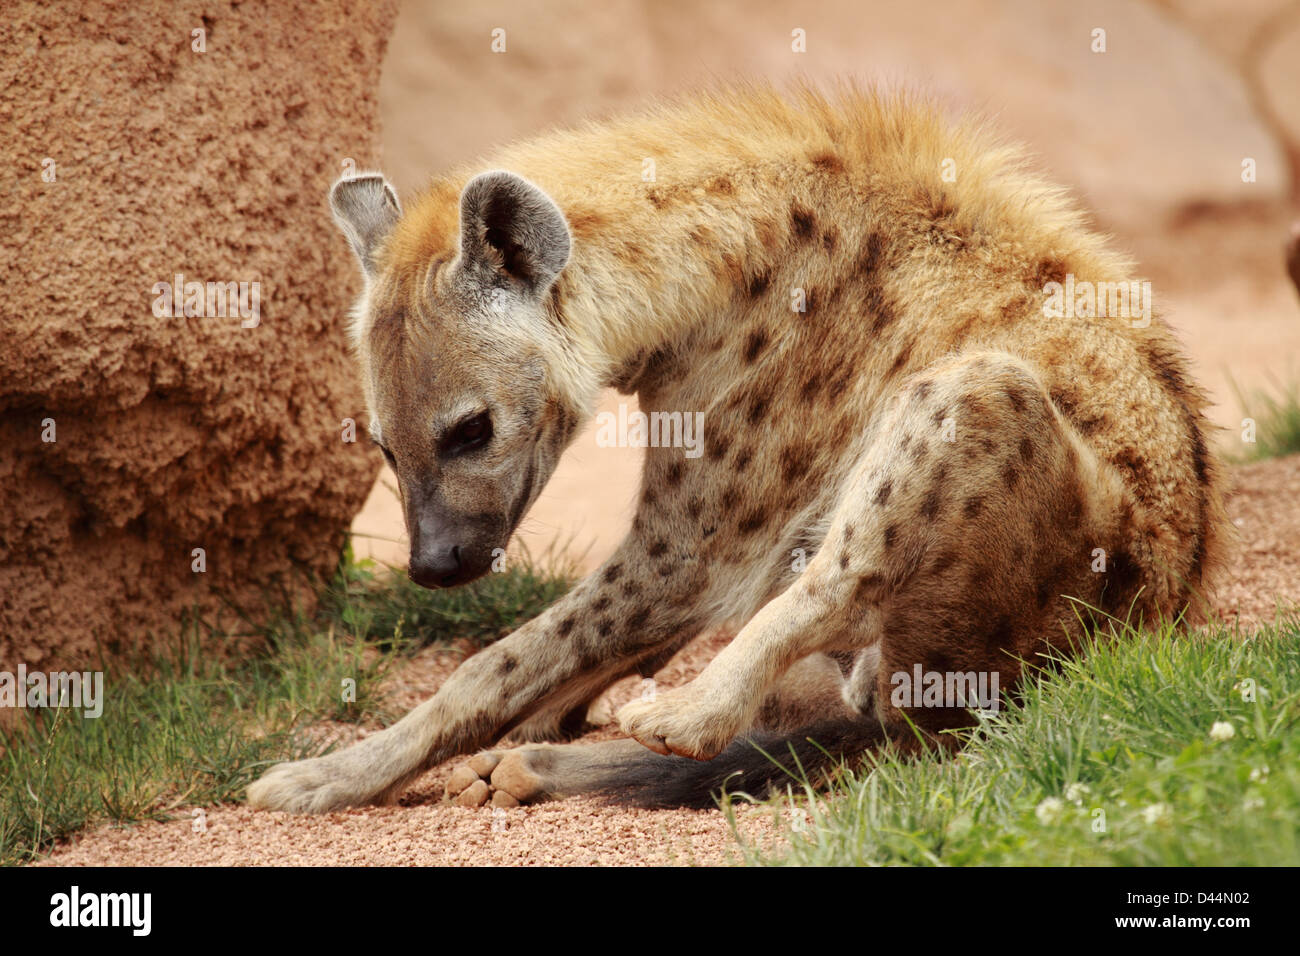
599, 715, 889, 809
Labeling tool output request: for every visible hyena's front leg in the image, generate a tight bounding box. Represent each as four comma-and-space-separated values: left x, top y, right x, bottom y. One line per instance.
443, 653, 852, 806
246, 545, 706, 813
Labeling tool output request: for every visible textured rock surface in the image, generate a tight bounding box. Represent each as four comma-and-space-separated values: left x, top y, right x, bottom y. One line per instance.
0, 0, 398, 665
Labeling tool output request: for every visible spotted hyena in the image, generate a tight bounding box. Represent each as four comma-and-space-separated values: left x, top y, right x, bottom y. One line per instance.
248, 86, 1228, 813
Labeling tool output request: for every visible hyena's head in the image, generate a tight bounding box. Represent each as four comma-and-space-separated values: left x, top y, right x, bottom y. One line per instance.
330, 170, 579, 589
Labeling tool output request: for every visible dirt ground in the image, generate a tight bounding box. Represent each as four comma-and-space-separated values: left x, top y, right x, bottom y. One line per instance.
37, 453, 1300, 866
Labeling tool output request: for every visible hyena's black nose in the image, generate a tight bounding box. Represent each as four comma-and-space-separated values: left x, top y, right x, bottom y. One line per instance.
409, 544, 464, 589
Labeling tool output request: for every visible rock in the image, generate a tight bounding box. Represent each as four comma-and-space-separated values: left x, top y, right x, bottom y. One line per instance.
0, 0, 399, 666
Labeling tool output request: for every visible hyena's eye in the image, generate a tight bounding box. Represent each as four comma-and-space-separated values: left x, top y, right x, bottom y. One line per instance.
443, 411, 493, 457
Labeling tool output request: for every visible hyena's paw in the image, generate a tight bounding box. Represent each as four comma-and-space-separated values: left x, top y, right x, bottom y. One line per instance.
443, 749, 546, 808
616, 687, 741, 761
247, 752, 389, 814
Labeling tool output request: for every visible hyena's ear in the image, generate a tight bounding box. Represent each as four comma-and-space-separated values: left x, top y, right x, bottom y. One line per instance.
458, 170, 571, 295
330, 174, 402, 277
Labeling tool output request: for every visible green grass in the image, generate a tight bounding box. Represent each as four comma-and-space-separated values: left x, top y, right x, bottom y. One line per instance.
0, 546, 575, 866
731, 614, 1300, 866
1229, 375, 1300, 461
327, 543, 577, 649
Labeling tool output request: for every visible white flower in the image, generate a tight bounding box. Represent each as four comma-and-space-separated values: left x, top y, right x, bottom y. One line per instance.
1035, 797, 1066, 825
1249, 766, 1269, 783
1141, 802, 1172, 826
1064, 783, 1091, 805
1209, 721, 1235, 742
1243, 796, 1264, 812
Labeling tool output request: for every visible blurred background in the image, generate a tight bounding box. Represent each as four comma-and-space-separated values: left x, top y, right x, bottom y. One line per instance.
351, 0, 1300, 573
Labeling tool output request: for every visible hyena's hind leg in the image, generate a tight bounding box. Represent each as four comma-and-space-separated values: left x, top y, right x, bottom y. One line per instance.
864, 355, 1146, 749
617, 351, 1141, 761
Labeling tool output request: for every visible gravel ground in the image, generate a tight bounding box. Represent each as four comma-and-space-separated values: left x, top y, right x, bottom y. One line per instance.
37, 456, 1300, 867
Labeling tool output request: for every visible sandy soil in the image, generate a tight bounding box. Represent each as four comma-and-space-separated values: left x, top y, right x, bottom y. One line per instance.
36, 454, 1300, 867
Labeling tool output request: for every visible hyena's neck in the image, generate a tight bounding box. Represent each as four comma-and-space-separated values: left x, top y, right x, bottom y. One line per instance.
545, 164, 827, 399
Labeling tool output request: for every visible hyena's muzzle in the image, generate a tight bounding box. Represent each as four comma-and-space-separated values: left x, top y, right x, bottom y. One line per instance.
404, 483, 508, 589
